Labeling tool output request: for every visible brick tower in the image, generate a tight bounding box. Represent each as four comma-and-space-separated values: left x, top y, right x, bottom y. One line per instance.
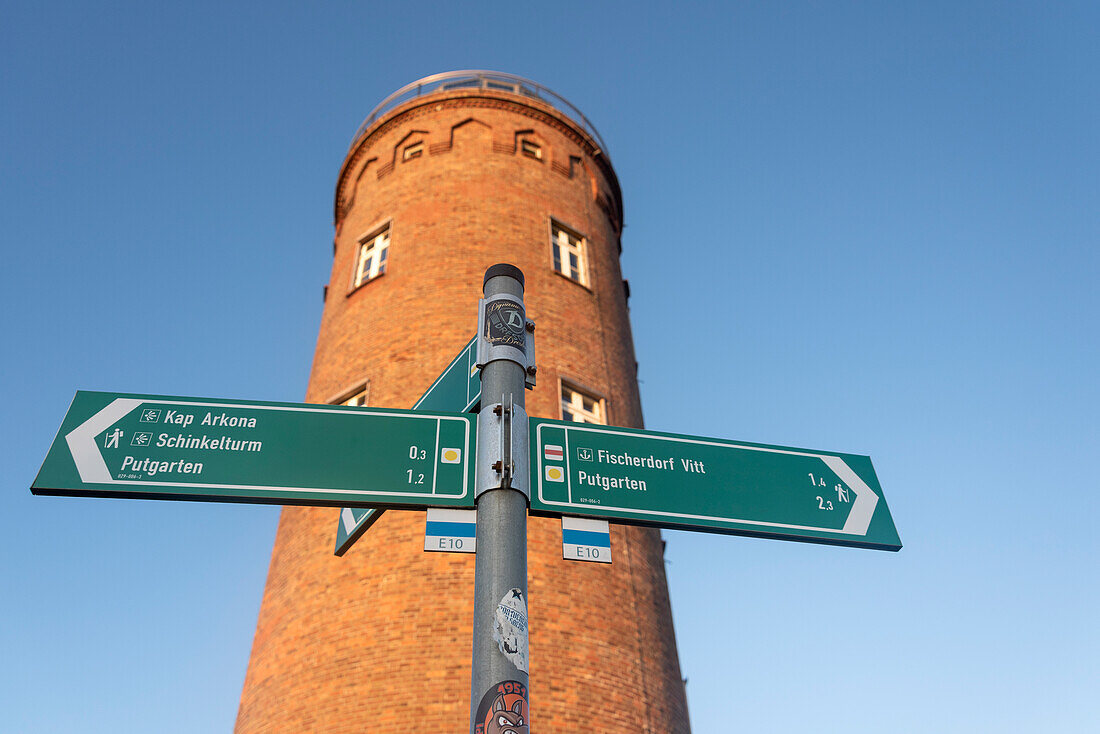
235, 72, 691, 733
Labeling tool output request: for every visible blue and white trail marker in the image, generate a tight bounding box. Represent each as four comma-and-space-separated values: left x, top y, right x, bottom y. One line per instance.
562, 516, 611, 564
425, 507, 477, 553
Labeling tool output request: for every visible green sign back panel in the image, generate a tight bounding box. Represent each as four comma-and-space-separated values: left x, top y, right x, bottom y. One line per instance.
33, 391, 476, 508
412, 336, 480, 414
530, 418, 901, 551
334, 507, 384, 555
334, 336, 481, 555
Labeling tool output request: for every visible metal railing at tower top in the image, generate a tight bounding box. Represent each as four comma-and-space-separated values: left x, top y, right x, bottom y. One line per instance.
349, 71, 611, 163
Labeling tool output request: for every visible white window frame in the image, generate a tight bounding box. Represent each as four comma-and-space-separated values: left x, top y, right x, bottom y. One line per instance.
354, 226, 390, 288
551, 221, 587, 286
521, 139, 542, 159
560, 382, 605, 425
329, 381, 370, 408
341, 389, 369, 407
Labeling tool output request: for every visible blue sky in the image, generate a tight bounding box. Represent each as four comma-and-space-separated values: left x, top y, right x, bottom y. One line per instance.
3, 1, 1097, 731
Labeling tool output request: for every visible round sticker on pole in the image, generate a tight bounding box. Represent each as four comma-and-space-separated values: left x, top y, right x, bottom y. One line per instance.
474, 680, 529, 734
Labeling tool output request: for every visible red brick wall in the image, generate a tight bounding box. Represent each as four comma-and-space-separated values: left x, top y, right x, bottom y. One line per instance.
235, 88, 690, 733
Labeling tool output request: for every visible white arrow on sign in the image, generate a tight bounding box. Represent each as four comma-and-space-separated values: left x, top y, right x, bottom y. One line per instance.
341, 507, 363, 535
65, 398, 142, 484
821, 455, 879, 535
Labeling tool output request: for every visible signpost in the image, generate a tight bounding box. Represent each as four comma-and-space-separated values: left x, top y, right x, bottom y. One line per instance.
530, 418, 901, 551
33, 391, 476, 508
30, 264, 901, 734
469, 264, 532, 733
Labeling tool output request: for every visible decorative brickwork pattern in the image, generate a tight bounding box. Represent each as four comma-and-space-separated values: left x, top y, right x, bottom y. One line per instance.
235, 86, 690, 733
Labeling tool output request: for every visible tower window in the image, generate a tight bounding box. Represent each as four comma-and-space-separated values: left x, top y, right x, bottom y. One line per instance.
329, 381, 370, 408
551, 221, 587, 286
403, 142, 424, 160
344, 391, 368, 407
521, 139, 542, 159
561, 382, 605, 425
354, 226, 390, 288
341, 386, 369, 407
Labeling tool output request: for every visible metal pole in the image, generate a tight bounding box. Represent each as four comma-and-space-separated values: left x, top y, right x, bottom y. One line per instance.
470, 264, 531, 733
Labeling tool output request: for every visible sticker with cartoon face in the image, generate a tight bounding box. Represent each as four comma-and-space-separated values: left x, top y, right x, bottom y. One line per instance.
474, 680, 529, 734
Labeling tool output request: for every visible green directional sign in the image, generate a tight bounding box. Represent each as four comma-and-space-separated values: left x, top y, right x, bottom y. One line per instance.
334, 336, 481, 555
529, 418, 901, 551
33, 391, 476, 508
412, 336, 480, 413
334, 507, 383, 555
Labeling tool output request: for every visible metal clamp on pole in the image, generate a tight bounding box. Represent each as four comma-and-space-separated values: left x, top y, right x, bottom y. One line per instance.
523, 318, 536, 389
475, 396, 530, 499
476, 293, 536, 388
